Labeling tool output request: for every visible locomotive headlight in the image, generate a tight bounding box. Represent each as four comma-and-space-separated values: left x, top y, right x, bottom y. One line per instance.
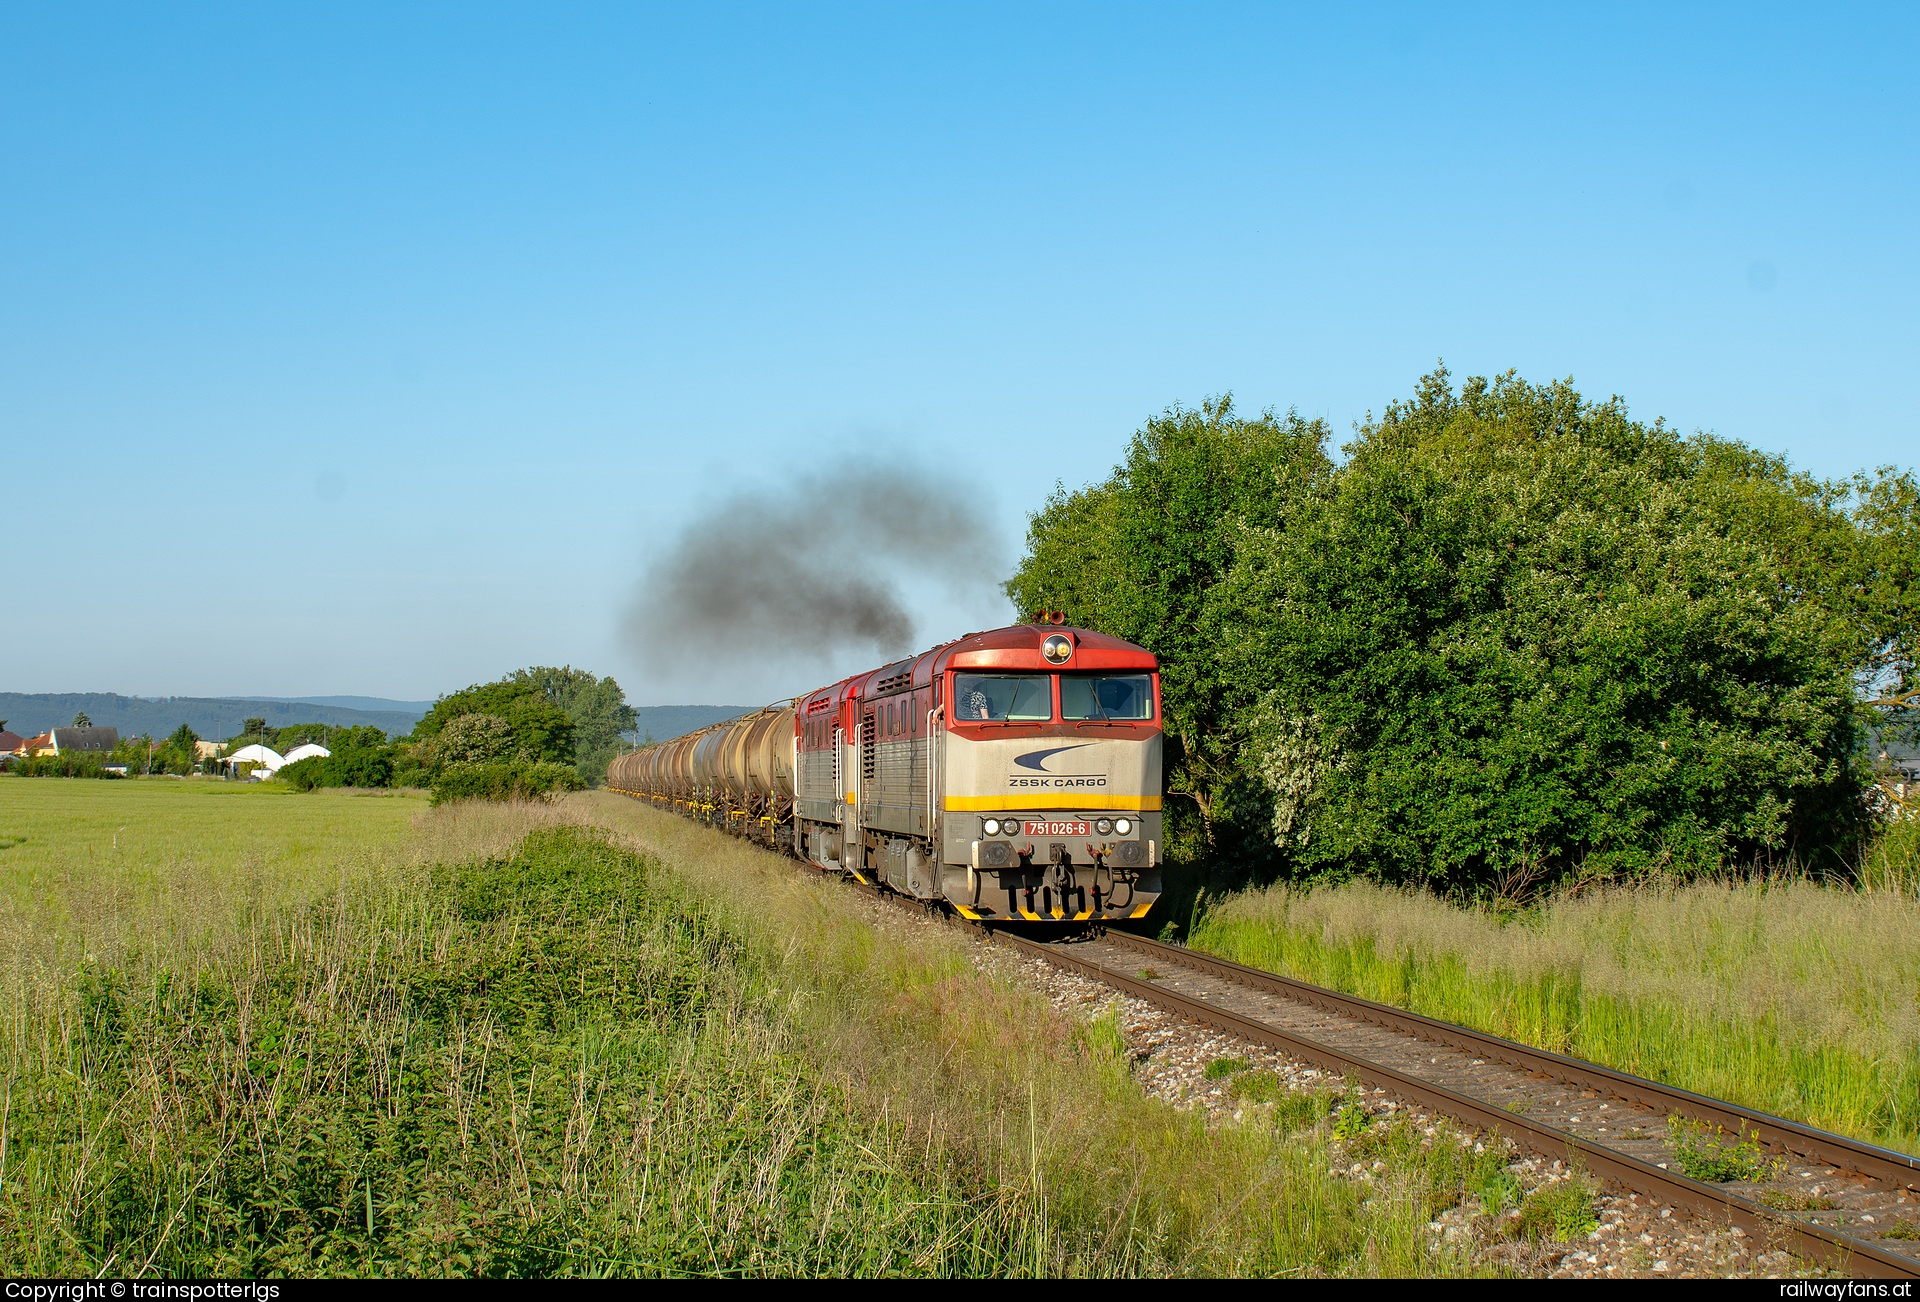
1115, 818, 1132, 835
983, 818, 1001, 836
1095, 818, 1113, 835
1041, 633, 1073, 664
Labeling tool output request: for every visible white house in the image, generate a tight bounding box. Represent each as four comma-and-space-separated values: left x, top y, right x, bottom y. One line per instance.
222, 743, 286, 777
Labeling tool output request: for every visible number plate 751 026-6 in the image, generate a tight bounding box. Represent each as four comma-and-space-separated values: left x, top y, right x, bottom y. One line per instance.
1023, 820, 1091, 838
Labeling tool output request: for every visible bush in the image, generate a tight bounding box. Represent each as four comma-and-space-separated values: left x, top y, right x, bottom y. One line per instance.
277, 756, 327, 790
430, 758, 584, 805
14, 753, 122, 779
281, 748, 397, 792
1667, 1116, 1777, 1182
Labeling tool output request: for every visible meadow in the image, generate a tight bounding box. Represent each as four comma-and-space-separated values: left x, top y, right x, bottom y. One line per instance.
1188, 847, 1920, 1155
0, 779, 425, 1006
0, 780, 1507, 1277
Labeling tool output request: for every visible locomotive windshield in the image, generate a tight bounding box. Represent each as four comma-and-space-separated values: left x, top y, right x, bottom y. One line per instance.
1060, 673, 1153, 721
952, 673, 1051, 721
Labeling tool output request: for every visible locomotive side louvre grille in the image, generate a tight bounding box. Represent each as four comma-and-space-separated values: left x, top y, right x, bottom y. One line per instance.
861, 735, 926, 835
873, 659, 914, 694
861, 711, 877, 779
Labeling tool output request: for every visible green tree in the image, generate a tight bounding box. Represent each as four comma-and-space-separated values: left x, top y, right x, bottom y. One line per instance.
1225, 368, 1881, 889
413, 681, 576, 769
71, 712, 91, 728
506, 666, 637, 785
1009, 369, 1917, 896
1004, 396, 1332, 859
1847, 465, 1920, 745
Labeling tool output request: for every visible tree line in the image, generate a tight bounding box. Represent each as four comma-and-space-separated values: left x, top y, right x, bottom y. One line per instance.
279, 666, 636, 800
1007, 368, 1919, 894
8, 668, 637, 802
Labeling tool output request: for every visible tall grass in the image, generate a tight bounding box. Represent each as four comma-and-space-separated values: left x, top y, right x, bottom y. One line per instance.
520, 795, 1507, 1276
0, 786, 1501, 1277
2, 829, 1047, 1274
1188, 872, 1920, 1154
1861, 815, 1920, 894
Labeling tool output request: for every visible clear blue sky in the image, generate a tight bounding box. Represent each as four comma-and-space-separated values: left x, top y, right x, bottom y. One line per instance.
4, 3, 1915, 705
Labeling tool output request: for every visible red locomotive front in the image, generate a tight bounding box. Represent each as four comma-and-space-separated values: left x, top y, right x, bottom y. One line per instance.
793, 620, 1163, 921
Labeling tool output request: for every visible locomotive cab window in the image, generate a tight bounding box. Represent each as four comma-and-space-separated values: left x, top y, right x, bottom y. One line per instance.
952, 673, 1052, 721
1060, 673, 1154, 721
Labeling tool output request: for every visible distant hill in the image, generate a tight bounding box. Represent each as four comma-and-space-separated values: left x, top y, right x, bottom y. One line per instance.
0, 693, 427, 741
241, 695, 436, 715
634, 706, 760, 743
0, 694, 762, 747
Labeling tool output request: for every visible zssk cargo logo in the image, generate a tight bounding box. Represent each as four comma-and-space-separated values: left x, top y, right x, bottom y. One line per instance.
1007, 744, 1108, 790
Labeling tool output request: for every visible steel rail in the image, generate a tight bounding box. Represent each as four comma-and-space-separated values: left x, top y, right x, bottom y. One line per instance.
982, 926, 1918, 1279
1096, 929, 1920, 1192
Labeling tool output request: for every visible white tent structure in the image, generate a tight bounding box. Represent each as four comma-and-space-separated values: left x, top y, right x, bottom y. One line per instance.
282, 743, 332, 765
223, 744, 285, 778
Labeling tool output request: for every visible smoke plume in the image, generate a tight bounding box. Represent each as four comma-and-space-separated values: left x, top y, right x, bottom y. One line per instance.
625, 464, 1007, 692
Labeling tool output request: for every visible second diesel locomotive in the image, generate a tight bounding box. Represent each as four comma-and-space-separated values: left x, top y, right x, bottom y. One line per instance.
606, 618, 1164, 921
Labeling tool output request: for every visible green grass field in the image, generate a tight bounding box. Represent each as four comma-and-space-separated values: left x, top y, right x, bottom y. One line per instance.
0, 777, 427, 995
0, 780, 1507, 1277
1188, 873, 1920, 1155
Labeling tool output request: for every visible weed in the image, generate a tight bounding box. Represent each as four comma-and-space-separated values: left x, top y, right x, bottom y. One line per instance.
1667, 1116, 1779, 1183
1467, 1165, 1524, 1216
1227, 1071, 1287, 1103
1333, 1100, 1374, 1142
1204, 1056, 1250, 1080
1079, 1006, 1127, 1066
1755, 1190, 1837, 1212
1877, 1217, 1920, 1240
1137, 967, 1165, 981
1267, 1089, 1340, 1133
1346, 1115, 1425, 1163
1511, 1176, 1600, 1242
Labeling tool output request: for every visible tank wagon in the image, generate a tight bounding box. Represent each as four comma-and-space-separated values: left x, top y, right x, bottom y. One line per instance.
607, 618, 1164, 921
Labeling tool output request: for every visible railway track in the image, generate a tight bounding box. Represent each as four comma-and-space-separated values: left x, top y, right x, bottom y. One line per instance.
949, 915, 1920, 1278
636, 800, 1918, 1276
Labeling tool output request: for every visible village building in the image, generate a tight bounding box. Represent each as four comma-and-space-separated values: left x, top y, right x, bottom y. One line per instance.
35, 726, 120, 757
221, 743, 286, 778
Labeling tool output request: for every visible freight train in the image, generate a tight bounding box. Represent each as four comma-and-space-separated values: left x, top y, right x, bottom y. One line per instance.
606, 617, 1164, 921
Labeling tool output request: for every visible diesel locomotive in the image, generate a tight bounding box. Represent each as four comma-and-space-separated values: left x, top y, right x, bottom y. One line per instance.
605, 617, 1164, 921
